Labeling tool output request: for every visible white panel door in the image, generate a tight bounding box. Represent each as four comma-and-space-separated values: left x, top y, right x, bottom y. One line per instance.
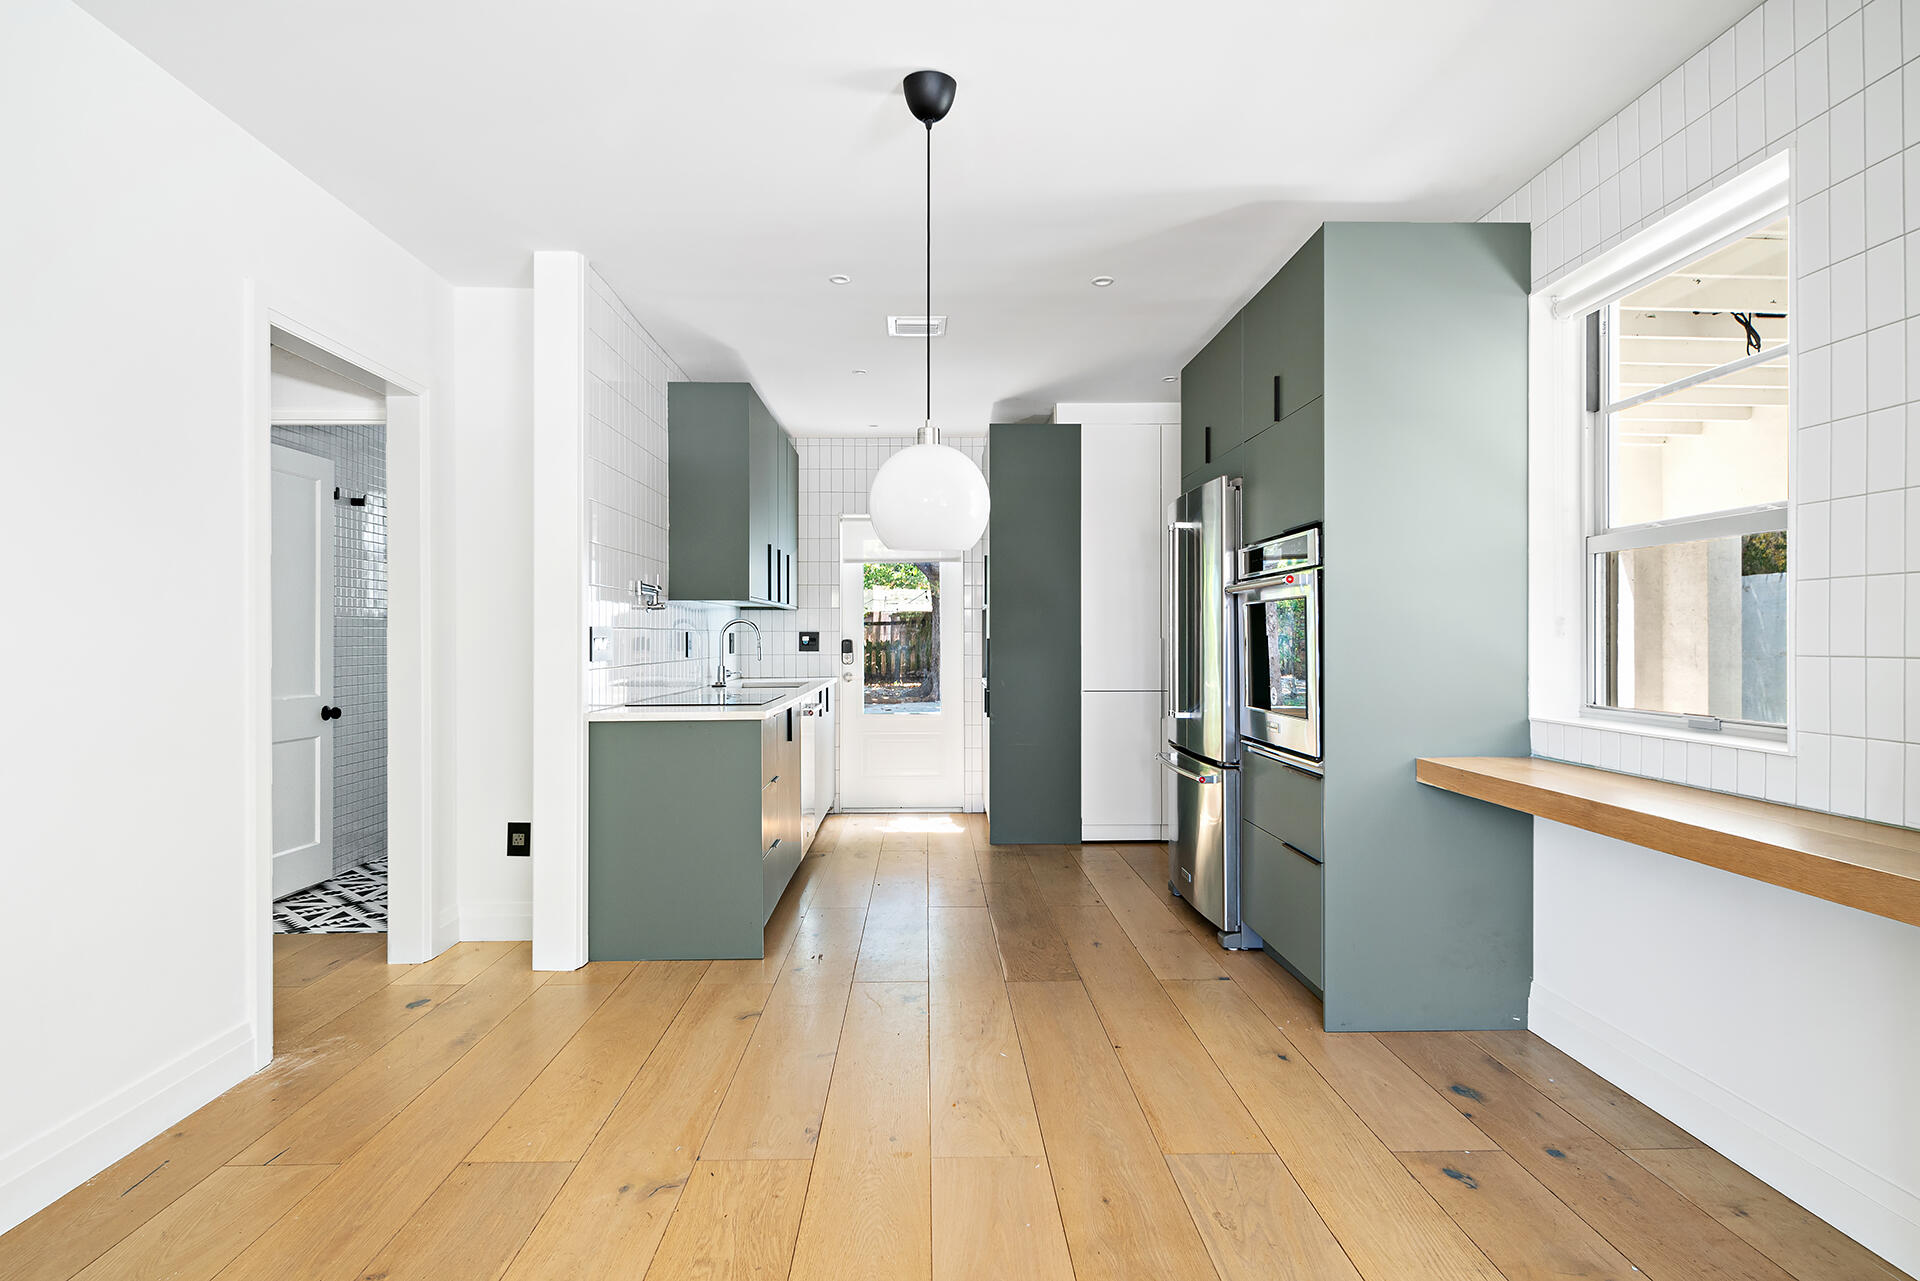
271, 445, 335, 897
1080, 421, 1164, 691
837, 520, 963, 810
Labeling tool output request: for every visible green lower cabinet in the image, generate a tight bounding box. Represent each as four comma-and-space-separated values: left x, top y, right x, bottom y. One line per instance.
1238, 399, 1324, 543
1240, 820, 1325, 992
589, 716, 799, 961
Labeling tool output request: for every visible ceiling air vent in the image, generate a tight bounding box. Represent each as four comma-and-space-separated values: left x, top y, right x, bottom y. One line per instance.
887, 315, 947, 338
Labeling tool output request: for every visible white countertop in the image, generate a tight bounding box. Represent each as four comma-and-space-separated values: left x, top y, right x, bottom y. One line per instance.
587, 676, 836, 723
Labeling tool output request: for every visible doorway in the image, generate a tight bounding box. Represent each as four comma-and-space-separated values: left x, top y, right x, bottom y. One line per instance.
837, 518, 964, 809
268, 348, 390, 933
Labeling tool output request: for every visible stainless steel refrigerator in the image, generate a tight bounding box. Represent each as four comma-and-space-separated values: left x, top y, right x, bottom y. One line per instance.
1161, 475, 1260, 948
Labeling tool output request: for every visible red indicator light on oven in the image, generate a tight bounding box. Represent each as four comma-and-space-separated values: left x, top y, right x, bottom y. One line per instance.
1284, 574, 1295, 584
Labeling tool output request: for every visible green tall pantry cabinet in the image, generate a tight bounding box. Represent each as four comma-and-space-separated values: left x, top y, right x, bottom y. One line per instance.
1183, 223, 1534, 1032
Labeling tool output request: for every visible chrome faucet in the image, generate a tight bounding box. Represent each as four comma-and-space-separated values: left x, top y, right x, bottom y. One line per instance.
714, 618, 763, 687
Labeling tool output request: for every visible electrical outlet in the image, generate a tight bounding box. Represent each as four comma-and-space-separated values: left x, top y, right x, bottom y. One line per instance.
588, 627, 610, 661
507, 821, 531, 857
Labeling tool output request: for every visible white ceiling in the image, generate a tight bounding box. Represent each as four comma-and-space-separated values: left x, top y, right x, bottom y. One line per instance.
78, 0, 1753, 434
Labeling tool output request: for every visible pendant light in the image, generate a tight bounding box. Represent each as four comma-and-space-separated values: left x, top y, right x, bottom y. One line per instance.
868, 69, 991, 554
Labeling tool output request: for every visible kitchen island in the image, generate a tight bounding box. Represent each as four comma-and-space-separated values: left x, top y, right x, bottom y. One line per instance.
586, 677, 835, 960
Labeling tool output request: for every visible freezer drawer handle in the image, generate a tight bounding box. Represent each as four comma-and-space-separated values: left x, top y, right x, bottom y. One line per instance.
1157, 751, 1218, 786
1280, 839, 1323, 866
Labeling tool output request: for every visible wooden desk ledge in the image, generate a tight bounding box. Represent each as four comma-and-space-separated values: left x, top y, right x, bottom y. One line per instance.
1416, 756, 1920, 929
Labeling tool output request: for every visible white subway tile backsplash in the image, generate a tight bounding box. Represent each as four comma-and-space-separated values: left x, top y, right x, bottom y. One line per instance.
1868, 572, 1907, 653
1833, 574, 1870, 653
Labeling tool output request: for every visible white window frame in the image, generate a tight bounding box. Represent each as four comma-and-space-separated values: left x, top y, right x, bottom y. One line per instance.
1529, 154, 1794, 749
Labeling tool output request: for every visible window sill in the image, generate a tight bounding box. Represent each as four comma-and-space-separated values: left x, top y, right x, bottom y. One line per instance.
1533, 713, 1791, 756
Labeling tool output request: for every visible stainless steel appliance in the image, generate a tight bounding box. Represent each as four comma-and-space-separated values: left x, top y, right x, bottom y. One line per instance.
1232, 526, 1323, 770
1161, 475, 1260, 948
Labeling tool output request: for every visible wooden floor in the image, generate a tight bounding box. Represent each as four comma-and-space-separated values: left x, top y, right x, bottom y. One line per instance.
4, 813, 1909, 1281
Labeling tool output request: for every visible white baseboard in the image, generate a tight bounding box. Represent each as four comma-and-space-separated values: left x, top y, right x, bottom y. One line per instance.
0, 1020, 256, 1235
1530, 985, 1920, 1274
459, 900, 532, 941
1081, 824, 1166, 842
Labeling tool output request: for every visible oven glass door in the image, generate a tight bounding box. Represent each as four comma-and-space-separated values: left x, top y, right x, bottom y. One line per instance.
1240, 571, 1320, 764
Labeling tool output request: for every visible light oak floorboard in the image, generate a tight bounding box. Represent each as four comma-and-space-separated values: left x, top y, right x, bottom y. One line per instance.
274, 932, 381, 987
1023, 846, 1103, 905
1076, 850, 1227, 980
1005, 980, 1219, 1281
1628, 1146, 1914, 1281
0, 980, 445, 1281
1053, 903, 1268, 1154
237, 945, 547, 1165
1398, 1149, 1641, 1281
392, 939, 518, 985
470, 960, 708, 1162
933, 1156, 1075, 1281
803, 851, 879, 911
789, 983, 933, 1281
1165, 980, 1503, 1281
540, 961, 635, 985
1219, 947, 1493, 1153
869, 848, 930, 911
274, 946, 419, 1043
854, 905, 930, 982
643, 1159, 811, 1281
928, 908, 1044, 1159
982, 866, 1078, 981
701, 988, 852, 1160
501, 982, 774, 1281
69, 1164, 335, 1281
215, 980, 618, 1281
1381, 1031, 1796, 1281
1166, 1153, 1362, 1281
776, 906, 869, 1004
928, 839, 987, 908
355, 1161, 572, 1281
1469, 1029, 1697, 1150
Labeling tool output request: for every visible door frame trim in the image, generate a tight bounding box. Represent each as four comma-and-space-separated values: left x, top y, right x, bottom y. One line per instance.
245, 281, 441, 1068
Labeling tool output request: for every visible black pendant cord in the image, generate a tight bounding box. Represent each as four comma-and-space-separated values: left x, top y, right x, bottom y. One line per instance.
925, 121, 933, 436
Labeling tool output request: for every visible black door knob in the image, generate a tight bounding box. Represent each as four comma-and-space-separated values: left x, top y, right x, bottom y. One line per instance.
321, 705, 343, 721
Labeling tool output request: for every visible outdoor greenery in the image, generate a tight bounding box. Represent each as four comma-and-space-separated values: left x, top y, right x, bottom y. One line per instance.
1741, 530, 1787, 576
863, 562, 932, 591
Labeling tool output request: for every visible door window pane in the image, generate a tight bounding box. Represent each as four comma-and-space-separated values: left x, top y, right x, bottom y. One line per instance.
862, 561, 940, 714
1600, 531, 1788, 723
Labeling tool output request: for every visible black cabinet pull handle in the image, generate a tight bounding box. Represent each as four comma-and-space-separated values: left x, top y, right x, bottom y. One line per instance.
768, 838, 782, 850
321, 705, 343, 721
1280, 839, 1323, 866
1204, 425, 1211, 464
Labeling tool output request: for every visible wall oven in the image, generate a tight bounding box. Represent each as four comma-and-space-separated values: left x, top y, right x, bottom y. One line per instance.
1232, 526, 1322, 770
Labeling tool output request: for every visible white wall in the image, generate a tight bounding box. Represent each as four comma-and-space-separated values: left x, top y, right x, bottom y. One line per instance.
1490, 0, 1920, 1268
451, 288, 536, 939
1531, 819, 1920, 1271
0, 0, 467, 1233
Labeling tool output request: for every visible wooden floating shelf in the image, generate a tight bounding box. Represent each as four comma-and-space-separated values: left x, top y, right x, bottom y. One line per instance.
1415, 755, 1920, 929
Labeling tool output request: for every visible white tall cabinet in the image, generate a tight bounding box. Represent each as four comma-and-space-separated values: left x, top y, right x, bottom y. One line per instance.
1062, 403, 1180, 841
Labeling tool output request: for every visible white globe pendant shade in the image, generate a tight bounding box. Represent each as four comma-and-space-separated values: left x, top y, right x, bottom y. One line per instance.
869, 436, 990, 553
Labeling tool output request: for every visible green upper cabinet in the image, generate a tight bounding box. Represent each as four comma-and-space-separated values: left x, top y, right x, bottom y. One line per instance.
1179, 314, 1244, 487
1238, 398, 1323, 542
668, 381, 798, 608
1250, 228, 1324, 426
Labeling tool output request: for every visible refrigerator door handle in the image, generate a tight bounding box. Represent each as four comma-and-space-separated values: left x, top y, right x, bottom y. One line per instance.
1157, 751, 1218, 786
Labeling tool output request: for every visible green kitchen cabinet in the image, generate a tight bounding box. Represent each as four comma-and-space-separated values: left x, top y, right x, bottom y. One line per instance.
589, 703, 805, 961
668, 381, 798, 608
1238, 399, 1323, 542
1225, 222, 1534, 1031
1180, 314, 1243, 486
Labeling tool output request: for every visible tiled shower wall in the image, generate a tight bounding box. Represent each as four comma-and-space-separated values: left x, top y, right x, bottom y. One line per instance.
581, 267, 740, 708
749, 436, 990, 811
1490, 0, 1920, 827
270, 423, 388, 875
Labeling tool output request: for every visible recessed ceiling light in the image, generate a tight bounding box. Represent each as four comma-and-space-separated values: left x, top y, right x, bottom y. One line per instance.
852, 369, 867, 375
829, 274, 851, 284
1091, 275, 1115, 287
1162, 375, 1177, 383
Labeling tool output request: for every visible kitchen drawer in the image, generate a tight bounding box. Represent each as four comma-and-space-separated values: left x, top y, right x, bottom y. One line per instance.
1241, 820, 1324, 992
763, 832, 802, 924
1242, 746, 1322, 860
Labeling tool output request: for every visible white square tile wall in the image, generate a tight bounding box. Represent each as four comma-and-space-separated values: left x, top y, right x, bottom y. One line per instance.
1491, 0, 1918, 828
580, 268, 741, 707
746, 435, 990, 812
270, 423, 388, 875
